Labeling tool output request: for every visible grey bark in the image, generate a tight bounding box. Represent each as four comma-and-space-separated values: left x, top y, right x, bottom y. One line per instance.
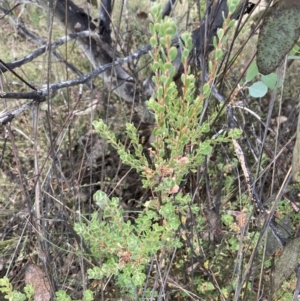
99, 0, 112, 44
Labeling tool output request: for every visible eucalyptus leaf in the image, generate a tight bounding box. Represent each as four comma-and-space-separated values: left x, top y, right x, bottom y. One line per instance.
246, 61, 258, 82
288, 55, 300, 60
248, 81, 268, 98
261, 73, 278, 90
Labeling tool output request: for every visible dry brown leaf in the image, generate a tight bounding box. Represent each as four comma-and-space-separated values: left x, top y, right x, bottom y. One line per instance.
25, 264, 51, 301
136, 11, 148, 19
226, 210, 249, 231
167, 184, 179, 194
159, 167, 174, 177
235, 212, 247, 230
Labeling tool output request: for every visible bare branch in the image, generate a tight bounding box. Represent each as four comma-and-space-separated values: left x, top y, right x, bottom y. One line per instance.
38, 0, 142, 103
0, 31, 96, 73
0, 100, 35, 125
2, 1, 251, 109
0, 43, 151, 100
16, 23, 92, 89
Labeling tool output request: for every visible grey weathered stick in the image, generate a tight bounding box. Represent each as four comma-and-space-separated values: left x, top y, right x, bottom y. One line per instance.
293, 264, 300, 301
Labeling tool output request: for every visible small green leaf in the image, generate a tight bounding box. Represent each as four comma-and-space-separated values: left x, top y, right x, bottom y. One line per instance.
93, 191, 109, 209
84, 289, 94, 301
213, 36, 218, 48
229, 3, 237, 14
228, 128, 242, 139
181, 49, 190, 61
215, 49, 223, 61
165, 24, 176, 37
154, 23, 161, 32
248, 81, 268, 98
149, 22, 155, 34
203, 83, 211, 98
127, 236, 139, 250
222, 214, 234, 226
292, 44, 300, 53
159, 36, 166, 46
151, 4, 161, 17
217, 28, 224, 40
24, 284, 34, 299
246, 61, 258, 82
208, 60, 213, 72
152, 61, 160, 71
287, 55, 300, 60
160, 202, 174, 217
180, 32, 189, 43
199, 141, 212, 156
132, 271, 146, 286
168, 47, 178, 61
261, 73, 278, 90
150, 37, 157, 47
55, 290, 73, 301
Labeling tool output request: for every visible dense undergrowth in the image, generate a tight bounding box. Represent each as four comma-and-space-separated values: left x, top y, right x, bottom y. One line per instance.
0, 0, 300, 300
